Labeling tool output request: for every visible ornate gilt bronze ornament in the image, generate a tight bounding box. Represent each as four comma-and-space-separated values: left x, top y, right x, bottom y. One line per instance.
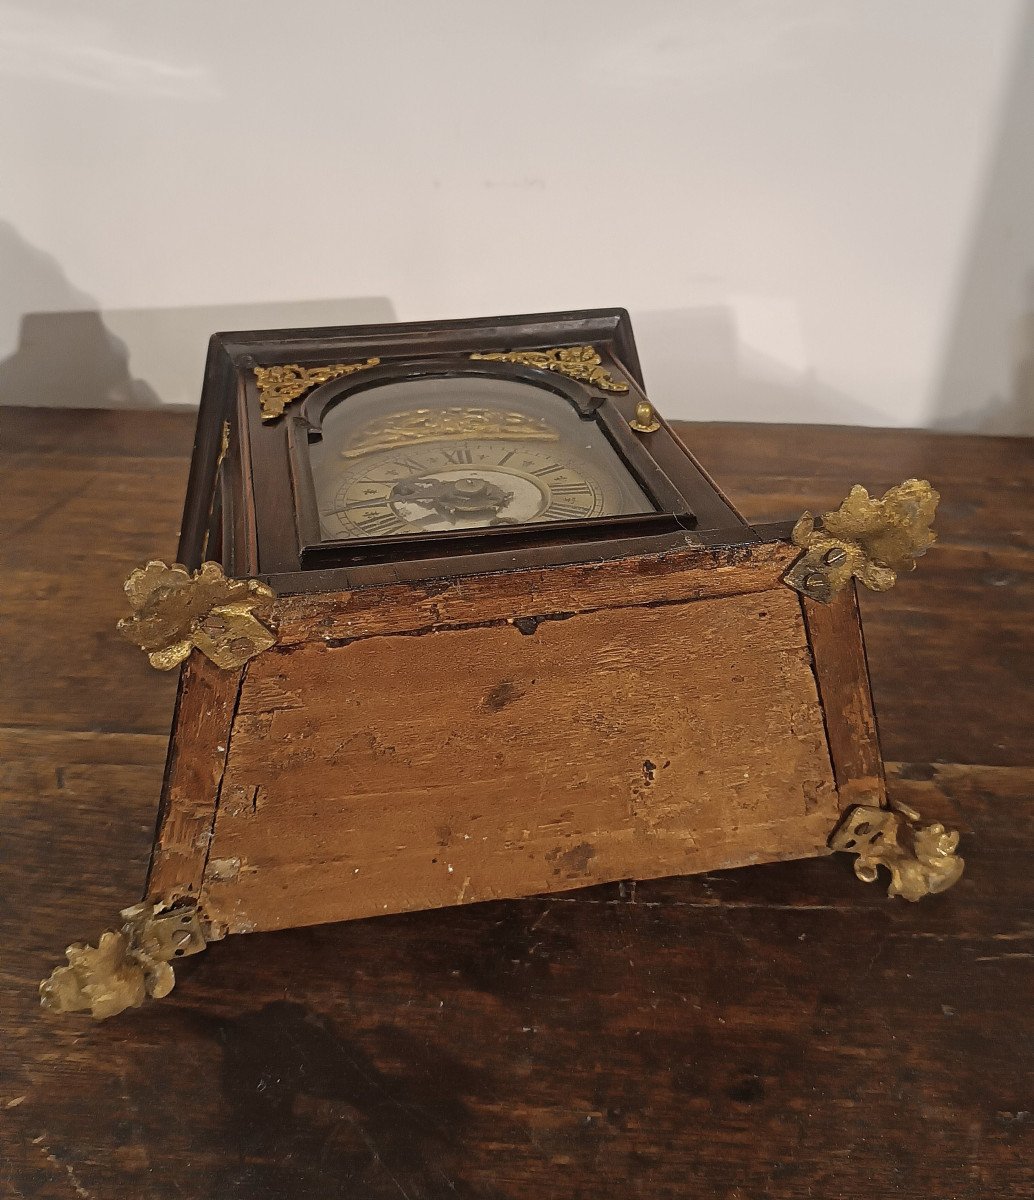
254, 359, 381, 420
40, 902, 209, 1020
831, 802, 964, 901
470, 345, 628, 392
785, 478, 939, 603
117, 560, 276, 670
341, 406, 559, 458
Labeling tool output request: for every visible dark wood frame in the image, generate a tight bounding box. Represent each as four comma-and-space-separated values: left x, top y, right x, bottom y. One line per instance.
289, 358, 697, 570
181, 309, 760, 592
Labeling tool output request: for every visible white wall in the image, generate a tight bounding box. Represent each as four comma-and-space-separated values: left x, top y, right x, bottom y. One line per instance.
1, 0, 1032, 432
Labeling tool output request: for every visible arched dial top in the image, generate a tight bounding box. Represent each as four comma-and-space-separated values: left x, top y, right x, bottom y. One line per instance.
307, 375, 653, 543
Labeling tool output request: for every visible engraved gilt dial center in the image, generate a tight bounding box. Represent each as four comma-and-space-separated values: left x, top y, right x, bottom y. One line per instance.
390, 473, 513, 517
384, 461, 553, 532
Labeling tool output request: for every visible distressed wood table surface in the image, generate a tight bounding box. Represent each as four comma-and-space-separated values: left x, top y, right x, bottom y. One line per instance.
2, 407, 1031, 1200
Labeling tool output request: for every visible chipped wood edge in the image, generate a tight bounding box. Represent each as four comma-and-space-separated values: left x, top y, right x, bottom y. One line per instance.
145, 653, 246, 904
799, 581, 887, 814
273, 541, 803, 647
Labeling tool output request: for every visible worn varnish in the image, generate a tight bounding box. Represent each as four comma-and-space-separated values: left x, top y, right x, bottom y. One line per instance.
3, 407, 1032, 1200
199, 584, 838, 931
272, 540, 800, 646
800, 585, 887, 810
151, 539, 851, 931
146, 654, 244, 899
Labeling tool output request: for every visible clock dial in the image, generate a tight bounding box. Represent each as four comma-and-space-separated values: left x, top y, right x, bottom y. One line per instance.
323, 440, 606, 538
308, 375, 652, 543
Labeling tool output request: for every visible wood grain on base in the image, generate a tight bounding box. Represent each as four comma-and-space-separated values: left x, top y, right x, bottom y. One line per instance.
199, 583, 837, 932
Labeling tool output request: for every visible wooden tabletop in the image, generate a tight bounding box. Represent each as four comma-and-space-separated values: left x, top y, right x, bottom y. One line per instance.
2, 407, 1031, 1199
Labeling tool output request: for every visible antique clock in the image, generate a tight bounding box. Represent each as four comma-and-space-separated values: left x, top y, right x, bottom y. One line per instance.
42, 309, 962, 1019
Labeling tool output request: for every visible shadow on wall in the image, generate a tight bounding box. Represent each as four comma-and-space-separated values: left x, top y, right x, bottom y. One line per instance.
0, 220, 159, 407
633, 306, 889, 428
930, 4, 1034, 436
0, 221, 396, 408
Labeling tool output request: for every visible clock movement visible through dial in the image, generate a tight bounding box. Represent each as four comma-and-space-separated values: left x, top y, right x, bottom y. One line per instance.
308, 375, 654, 543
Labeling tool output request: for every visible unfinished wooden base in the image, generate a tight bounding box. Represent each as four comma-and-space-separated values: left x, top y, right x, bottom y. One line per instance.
146, 541, 884, 935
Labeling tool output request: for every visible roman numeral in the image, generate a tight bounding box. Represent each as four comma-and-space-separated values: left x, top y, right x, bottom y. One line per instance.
530, 463, 565, 478
342, 497, 390, 511
393, 456, 427, 474
441, 445, 474, 465
545, 501, 590, 520
358, 511, 406, 536
550, 483, 592, 496
497, 450, 515, 465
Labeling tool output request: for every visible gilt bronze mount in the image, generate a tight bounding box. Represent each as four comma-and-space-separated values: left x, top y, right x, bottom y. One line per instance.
254, 359, 381, 420
469, 345, 628, 393
785, 479, 939, 603
117, 560, 276, 671
830, 801, 964, 901
40, 902, 212, 1021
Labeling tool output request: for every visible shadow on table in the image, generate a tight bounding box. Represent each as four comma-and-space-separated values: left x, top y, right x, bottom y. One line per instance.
195, 999, 505, 1200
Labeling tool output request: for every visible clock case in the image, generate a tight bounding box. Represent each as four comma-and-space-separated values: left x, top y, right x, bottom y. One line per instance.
149, 309, 885, 936
188, 310, 756, 581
